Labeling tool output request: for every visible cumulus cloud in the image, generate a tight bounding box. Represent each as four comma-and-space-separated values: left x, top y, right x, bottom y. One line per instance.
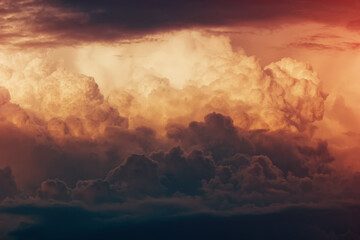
72, 179, 112, 204
0, 30, 358, 240
37, 179, 71, 201
0, 31, 335, 200
106, 154, 164, 199
15, 112, 351, 209
0, 31, 326, 137
152, 147, 216, 195
167, 113, 255, 162
0, 84, 154, 192
75, 31, 324, 132
0, 54, 127, 137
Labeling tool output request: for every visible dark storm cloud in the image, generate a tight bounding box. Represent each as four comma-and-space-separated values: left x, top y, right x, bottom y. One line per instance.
37, 179, 71, 201
0, 167, 18, 202
17, 113, 349, 207
151, 147, 216, 195
72, 179, 112, 204
167, 113, 255, 162
2, 112, 360, 239
46, 0, 360, 29
167, 113, 333, 178
106, 154, 165, 198
1, 0, 360, 46
0, 112, 341, 205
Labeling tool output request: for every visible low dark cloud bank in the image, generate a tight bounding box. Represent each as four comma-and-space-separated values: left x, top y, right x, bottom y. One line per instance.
0, 111, 343, 205
1, 109, 360, 239
2, 203, 360, 240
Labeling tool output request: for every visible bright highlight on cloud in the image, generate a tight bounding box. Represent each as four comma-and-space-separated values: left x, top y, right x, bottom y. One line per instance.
0, 31, 326, 134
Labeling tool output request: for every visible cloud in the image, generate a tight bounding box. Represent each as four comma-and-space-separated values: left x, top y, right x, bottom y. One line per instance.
0, 31, 327, 136
0, 31, 333, 201
72, 179, 112, 204
0, 0, 360, 46
0, 53, 128, 137
106, 154, 164, 199
0, 167, 18, 202
2, 202, 360, 240
8, 112, 344, 208
37, 179, 71, 201
0, 30, 358, 240
167, 113, 255, 162
286, 33, 360, 51
288, 42, 345, 51
0, 108, 341, 210
0, 87, 10, 106
328, 95, 360, 129
82, 31, 325, 132
152, 147, 216, 195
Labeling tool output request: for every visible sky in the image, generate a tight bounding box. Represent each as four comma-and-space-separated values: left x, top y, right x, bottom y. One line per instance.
1, 0, 360, 239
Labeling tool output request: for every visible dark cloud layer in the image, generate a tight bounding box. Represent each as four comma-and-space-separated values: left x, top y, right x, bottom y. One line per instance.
2, 203, 360, 240
1, 110, 360, 239
1, 0, 360, 46
44, 0, 360, 30
0, 167, 17, 202
0, 111, 352, 204
29, 113, 344, 206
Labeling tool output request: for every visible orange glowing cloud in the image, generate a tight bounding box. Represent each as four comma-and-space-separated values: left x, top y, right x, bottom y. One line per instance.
0, 31, 326, 146
0, 30, 336, 194
0, 2, 360, 238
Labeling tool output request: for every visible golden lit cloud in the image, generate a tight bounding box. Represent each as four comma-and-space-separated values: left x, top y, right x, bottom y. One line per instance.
1, 2, 360, 238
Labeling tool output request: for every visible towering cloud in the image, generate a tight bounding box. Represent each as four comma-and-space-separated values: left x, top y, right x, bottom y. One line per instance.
0, 0, 360, 238
0, 30, 358, 240
0, 31, 331, 193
